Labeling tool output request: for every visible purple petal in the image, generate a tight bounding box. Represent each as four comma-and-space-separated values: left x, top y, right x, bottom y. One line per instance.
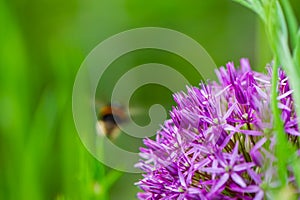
254, 190, 264, 200
251, 137, 267, 152
194, 157, 211, 170
278, 102, 291, 111
240, 129, 263, 136
250, 150, 263, 167
285, 128, 300, 136
240, 58, 251, 72
223, 103, 237, 120
210, 173, 230, 195
178, 169, 187, 188
220, 131, 235, 150
211, 159, 218, 180
247, 168, 262, 184
137, 192, 152, 199
253, 85, 267, 99
202, 167, 225, 174
231, 172, 246, 187
277, 90, 293, 100
233, 162, 254, 171
230, 141, 239, 166
231, 185, 260, 193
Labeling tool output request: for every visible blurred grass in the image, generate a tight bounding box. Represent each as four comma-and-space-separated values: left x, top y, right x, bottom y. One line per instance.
2, 0, 298, 199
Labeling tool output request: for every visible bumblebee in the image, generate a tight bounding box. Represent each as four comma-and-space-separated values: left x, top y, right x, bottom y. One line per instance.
96, 104, 128, 140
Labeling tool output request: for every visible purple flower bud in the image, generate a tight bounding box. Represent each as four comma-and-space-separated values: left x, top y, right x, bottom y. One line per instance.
136, 59, 299, 199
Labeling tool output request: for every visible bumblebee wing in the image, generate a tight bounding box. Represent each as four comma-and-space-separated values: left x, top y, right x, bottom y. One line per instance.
125, 107, 147, 120
96, 121, 106, 136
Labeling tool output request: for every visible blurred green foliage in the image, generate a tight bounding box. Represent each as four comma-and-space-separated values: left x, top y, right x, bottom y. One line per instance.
1, 0, 298, 199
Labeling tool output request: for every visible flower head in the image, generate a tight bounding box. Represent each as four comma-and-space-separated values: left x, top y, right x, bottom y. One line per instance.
135, 59, 299, 199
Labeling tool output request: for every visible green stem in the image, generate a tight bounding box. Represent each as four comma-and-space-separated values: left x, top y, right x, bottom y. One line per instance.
279, 0, 298, 49
293, 30, 300, 76
291, 152, 300, 191
271, 57, 288, 186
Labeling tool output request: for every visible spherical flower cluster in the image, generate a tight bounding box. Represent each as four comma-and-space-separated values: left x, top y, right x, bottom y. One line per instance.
135, 59, 299, 199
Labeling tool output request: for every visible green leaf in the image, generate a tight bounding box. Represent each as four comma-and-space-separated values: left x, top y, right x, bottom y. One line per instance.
232, 0, 254, 11
233, 0, 266, 21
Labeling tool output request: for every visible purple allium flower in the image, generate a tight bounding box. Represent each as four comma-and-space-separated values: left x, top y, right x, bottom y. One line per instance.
135, 59, 299, 200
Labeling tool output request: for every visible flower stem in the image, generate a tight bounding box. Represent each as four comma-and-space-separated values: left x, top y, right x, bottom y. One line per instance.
279, 0, 298, 49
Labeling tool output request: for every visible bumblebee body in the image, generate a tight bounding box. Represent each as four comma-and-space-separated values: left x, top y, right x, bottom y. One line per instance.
96, 105, 128, 140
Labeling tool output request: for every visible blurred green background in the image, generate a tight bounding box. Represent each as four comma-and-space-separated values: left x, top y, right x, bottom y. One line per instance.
1, 0, 299, 199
